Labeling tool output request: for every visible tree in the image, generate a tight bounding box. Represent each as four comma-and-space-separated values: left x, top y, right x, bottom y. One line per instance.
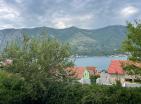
3, 35, 73, 79
122, 20, 141, 62
1, 35, 74, 102
122, 20, 141, 80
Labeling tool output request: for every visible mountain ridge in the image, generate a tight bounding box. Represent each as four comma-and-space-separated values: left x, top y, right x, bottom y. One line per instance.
0, 25, 127, 56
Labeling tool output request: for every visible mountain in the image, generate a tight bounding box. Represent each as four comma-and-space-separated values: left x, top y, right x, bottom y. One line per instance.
0, 25, 127, 56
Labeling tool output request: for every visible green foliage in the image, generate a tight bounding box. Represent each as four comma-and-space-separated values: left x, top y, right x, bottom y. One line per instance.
122, 20, 141, 79
122, 20, 141, 61
90, 75, 100, 83
115, 80, 122, 87
3, 36, 73, 81
0, 70, 31, 104
0, 68, 141, 104
81, 85, 141, 104
1, 35, 73, 103
0, 34, 141, 104
123, 65, 141, 75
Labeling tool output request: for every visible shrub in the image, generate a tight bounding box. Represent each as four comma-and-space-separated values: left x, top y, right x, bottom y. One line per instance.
0, 70, 31, 104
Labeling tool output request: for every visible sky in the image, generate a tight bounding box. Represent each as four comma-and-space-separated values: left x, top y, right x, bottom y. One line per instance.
0, 0, 141, 29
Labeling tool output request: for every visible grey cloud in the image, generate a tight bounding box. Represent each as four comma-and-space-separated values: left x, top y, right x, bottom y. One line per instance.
0, 0, 141, 29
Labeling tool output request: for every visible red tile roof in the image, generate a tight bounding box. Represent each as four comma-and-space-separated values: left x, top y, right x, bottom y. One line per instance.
86, 66, 96, 71
86, 66, 97, 75
108, 60, 125, 75
66, 66, 97, 79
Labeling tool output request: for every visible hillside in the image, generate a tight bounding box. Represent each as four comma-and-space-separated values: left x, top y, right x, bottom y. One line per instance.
0, 25, 127, 56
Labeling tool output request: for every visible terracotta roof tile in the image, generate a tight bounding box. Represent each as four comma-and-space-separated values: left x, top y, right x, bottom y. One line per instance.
66, 66, 97, 79
108, 60, 125, 75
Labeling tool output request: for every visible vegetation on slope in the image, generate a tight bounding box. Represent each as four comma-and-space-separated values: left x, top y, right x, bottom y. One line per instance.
0, 25, 127, 56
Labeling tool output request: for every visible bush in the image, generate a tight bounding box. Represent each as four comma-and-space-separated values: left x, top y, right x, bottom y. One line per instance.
0, 70, 32, 104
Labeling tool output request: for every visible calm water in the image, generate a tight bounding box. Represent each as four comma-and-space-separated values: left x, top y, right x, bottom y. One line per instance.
75, 56, 127, 70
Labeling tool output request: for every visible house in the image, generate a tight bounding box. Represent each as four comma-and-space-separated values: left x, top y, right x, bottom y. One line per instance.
66, 66, 98, 84
96, 60, 125, 85
96, 71, 112, 85
107, 60, 141, 87
97, 60, 141, 87
107, 60, 125, 85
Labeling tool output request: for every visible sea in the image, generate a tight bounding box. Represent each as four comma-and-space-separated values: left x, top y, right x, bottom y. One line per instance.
74, 56, 127, 70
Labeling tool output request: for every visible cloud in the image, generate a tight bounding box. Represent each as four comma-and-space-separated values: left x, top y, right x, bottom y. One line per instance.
0, 0, 23, 29
120, 6, 139, 17
71, 0, 91, 9
15, 0, 23, 3
54, 21, 67, 29
52, 14, 94, 28
0, 0, 141, 29
0, 1, 20, 20
0, 24, 15, 29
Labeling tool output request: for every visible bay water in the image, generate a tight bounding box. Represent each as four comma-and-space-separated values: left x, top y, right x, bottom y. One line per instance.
74, 56, 127, 70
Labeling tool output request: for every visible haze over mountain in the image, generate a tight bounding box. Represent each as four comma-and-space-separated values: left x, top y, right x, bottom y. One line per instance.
0, 25, 127, 56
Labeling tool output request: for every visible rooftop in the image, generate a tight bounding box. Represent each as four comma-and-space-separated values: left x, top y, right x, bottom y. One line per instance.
66, 66, 97, 79
108, 60, 125, 75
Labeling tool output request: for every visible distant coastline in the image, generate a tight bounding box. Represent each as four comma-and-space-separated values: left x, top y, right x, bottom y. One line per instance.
74, 54, 128, 58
